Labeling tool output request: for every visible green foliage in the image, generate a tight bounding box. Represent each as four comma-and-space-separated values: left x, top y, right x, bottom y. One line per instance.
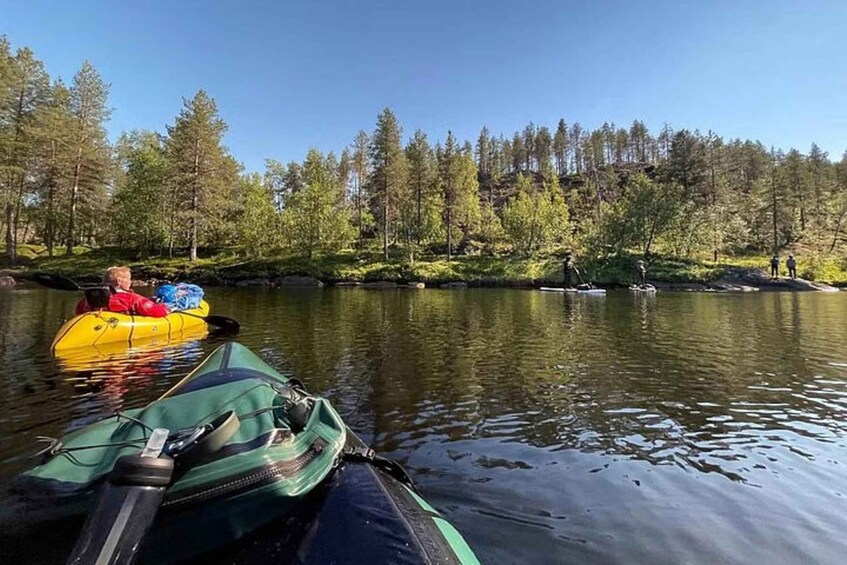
502, 173, 570, 255
236, 173, 280, 256
602, 174, 682, 256
111, 131, 168, 254
280, 149, 354, 259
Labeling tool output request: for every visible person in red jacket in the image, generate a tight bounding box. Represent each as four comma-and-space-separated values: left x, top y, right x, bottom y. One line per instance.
75, 266, 170, 317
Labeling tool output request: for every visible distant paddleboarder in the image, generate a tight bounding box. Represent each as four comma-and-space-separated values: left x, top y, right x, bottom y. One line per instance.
770, 255, 780, 279
563, 252, 580, 289
635, 259, 647, 287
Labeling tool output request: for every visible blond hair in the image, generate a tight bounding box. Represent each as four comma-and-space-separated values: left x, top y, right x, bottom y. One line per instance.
103, 266, 132, 289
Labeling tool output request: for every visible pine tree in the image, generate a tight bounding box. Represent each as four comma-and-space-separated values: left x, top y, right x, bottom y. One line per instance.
437, 132, 480, 260
64, 61, 111, 255
367, 108, 407, 259
629, 120, 649, 162
406, 129, 441, 246
33, 81, 74, 257
476, 126, 491, 177
263, 159, 287, 211
501, 137, 513, 174
553, 119, 568, 176
0, 43, 50, 263
511, 132, 525, 172
534, 126, 552, 172
338, 148, 352, 203
439, 132, 458, 259
522, 123, 536, 171
569, 123, 583, 174
351, 130, 370, 248
667, 130, 707, 199
165, 90, 235, 261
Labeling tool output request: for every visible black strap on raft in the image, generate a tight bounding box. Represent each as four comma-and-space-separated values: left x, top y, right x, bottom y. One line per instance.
342, 446, 417, 491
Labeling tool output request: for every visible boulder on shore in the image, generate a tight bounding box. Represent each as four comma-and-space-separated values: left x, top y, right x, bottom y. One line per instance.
278, 275, 324, 288
407, 282, 425, 289
0, 275, 15, 288
718, 268, 839, 292
362, 281, 398, 289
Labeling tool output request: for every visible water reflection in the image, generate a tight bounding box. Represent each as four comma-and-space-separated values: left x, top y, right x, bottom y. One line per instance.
2, 287, 847, 563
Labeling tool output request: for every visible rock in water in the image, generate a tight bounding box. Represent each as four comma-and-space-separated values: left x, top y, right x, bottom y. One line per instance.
0, 276, 15, 288
278, 275, 324, 287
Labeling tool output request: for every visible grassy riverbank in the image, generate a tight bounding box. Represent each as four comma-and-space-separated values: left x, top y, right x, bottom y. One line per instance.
5, 244, 846, 287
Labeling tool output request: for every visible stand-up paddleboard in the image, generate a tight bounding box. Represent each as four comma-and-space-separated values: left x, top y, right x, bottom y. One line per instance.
629, 284, 657, 293
539, 286, 607, 295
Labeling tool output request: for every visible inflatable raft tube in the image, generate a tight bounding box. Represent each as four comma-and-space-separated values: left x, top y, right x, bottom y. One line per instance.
51, 300, 210, 352
2, 343, 478, 564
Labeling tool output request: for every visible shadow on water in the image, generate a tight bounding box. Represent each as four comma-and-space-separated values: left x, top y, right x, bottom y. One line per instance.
2, 287, 847, 563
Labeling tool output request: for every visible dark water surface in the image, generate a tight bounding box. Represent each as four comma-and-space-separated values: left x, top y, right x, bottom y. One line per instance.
2, 287, 847, 564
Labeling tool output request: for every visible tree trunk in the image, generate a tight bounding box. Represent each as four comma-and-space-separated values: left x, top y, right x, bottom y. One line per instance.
6, 83, 28, 264
66, 147, 83, 255
190, 140, 200, 262
382, 174, 389, 260
771, 162, 778, 254
446, 205, 452, 261
46, 140, 56, 257
356, 175, 363, 249
190, 185, 198, 262
829, 205, 847, 253
12, 173, 27, 263
800, 193, 806, 232
4, 200, 13, 263
416, 171, 422, 245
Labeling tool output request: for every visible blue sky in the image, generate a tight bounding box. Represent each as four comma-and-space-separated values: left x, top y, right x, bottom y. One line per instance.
3, 0, 846, 172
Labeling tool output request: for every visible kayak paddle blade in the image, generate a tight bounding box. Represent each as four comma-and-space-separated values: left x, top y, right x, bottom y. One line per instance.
204, 315, 240, 335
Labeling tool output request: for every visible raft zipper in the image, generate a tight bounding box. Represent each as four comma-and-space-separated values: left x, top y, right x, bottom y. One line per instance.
162, 439, 326, 510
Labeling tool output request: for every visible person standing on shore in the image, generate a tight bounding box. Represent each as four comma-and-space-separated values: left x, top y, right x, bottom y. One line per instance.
770, 255, 780, 279
787, 254, 797, 279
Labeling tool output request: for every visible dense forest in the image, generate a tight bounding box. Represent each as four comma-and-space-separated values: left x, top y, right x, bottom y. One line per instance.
2, 37, 846, 272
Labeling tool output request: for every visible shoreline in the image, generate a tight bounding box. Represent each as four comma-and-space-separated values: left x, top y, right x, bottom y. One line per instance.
2, 268, 841, 293
1, 248, 843, 293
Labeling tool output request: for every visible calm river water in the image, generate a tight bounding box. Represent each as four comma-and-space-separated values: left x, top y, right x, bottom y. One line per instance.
1, 287, 847, 564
